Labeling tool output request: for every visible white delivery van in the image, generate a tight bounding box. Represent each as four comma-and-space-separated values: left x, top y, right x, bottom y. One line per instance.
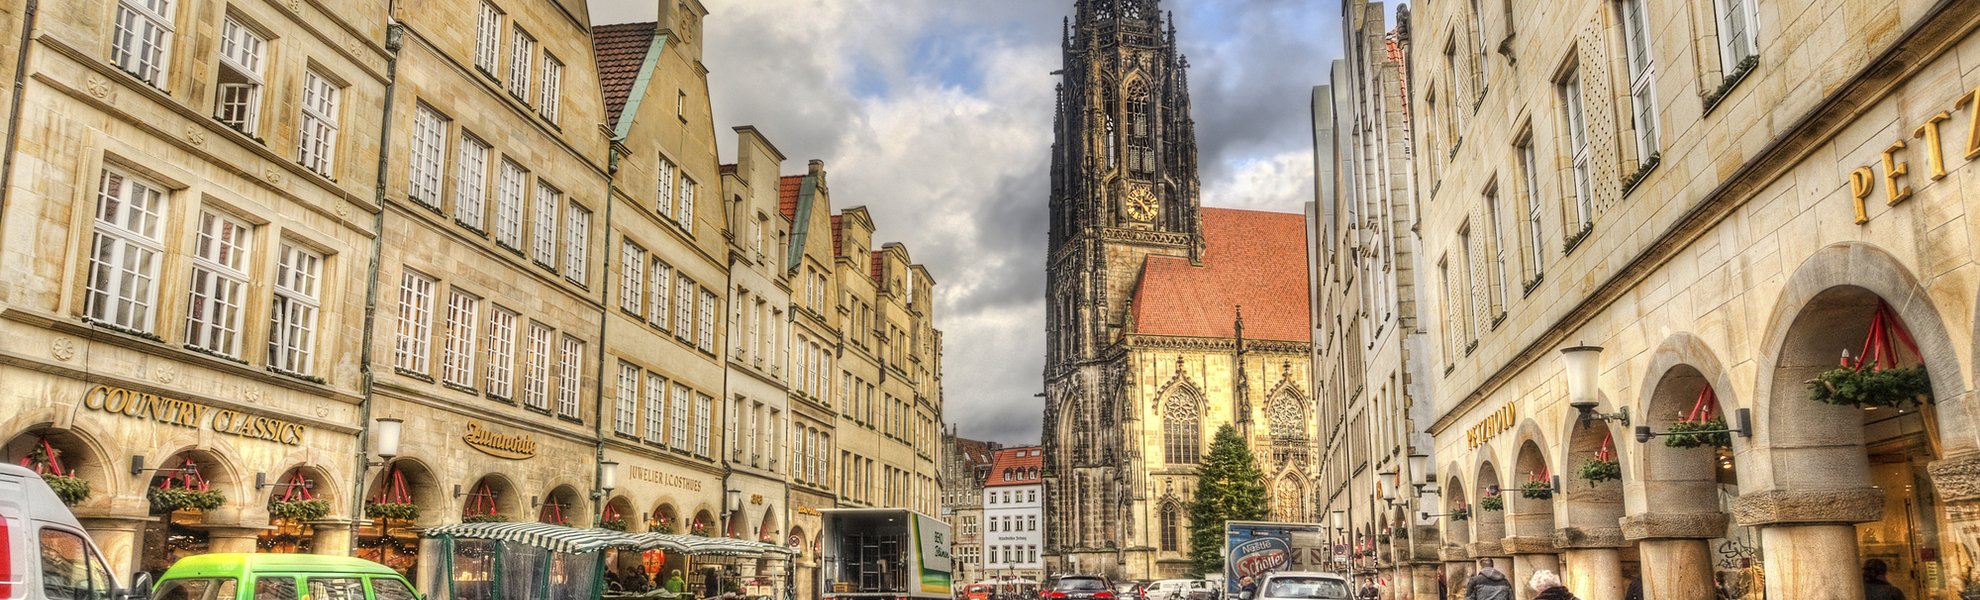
1, 461, 137, 599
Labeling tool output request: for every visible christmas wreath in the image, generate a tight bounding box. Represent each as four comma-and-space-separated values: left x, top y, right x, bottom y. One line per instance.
1806, 301, 1933, 409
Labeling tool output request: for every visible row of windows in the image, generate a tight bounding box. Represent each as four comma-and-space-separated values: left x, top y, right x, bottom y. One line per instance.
608, 361, 714, 457
87, 167, 327, 374
474, 0, 563, 124
985, 515, 1036, 532
985, 489, 1036, 504
406, 104, 595, 286
615, 240, 718, 353
392, 271, 586, 418
110, 1, 346, 176
986, 545, 1037, 566
792, 424, 831, 484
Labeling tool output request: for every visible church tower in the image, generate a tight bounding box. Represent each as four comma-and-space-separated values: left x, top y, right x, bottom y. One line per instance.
1043, 0, 1204, 579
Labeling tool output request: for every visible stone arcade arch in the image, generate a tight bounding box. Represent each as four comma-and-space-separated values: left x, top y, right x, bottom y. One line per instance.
1472, 460, 1509, 565
1442, 474, 1474, 595
259, 463, 339, 554
141, 447, 246, 575
1626, 339, 1746, 600
359, 458, 441, 582
1746, 242, 1974, 600
537, 484, 584, 527
1556, 417, 1628, 600
1507, 437, 1560, 600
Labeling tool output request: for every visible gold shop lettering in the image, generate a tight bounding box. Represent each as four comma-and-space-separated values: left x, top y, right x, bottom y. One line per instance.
1847, 85, 1980, 224
81, 385, 305, 445
629, 465, 704, 491
1466, 403, 1517, 450
463, 421, 537, 459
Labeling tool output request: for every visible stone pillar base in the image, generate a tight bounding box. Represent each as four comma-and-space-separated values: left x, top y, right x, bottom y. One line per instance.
206, 525, 273, 554
75, 512, 157, 577
308, 519, 354, 556
1509, 554, 1559, 600
1760, 524, 1862, 600
1639, 539, 1714, 600
1560, 548, 1621, 600
1410, 562, 1439, 600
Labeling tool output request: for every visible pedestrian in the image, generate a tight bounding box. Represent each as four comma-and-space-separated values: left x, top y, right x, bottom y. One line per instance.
704, 567, 723, 598
1864, 559, 1905, 600
1622, 578, 1641, 600
1238, 577, 1257, 600
666, 569, 687, 593
1357, 580, 1380, 600
1528, 571, 1575, 600
1465, 559, 1513, 600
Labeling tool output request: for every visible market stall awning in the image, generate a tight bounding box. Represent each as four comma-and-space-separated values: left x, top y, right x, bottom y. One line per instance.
621, 533, 796, 557
424, 522, 684, 554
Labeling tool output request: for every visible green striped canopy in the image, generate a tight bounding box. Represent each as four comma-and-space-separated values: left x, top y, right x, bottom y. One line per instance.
623, 533, 798, 557
424, 521, 685, 554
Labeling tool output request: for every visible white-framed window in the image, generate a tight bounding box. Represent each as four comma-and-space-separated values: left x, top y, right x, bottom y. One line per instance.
298, 70, 340, 175
409, 105, 448, 209
506, 27, 534, 101
1517, 137, 1545, 278
495, 160, 525, 248
440, 291, 479, 387
674, 275, 694, 340
87, 169, 168, 332
485, 308, 517, 399
649, 259, 671, 329
677, 176, 696, 225
393, 271, 436, 373
1714, 0, 1757, 74
670, 382, 692, 450
615, 362, 639, 436
474, 1, 503, 74
1561, 68, 1593, 230
695, 393, 712, 457
184, 210, 251, 356
214, 18, 265, 134
268, 242, 322, 374
112, 0, 174, 85
644, 373, 666, 444
454, 133, 490, 231
523, 322, 553, 410
697, 289, 716, 352
563, 202, 590, 282
656, 156, 676, 218
1483, 189, 1508, 313
558, 336, 583, 418
531, 181, 560, 266
619, 240, 644, 313
1618, 0, 1659, 160
538, 53, 562, 123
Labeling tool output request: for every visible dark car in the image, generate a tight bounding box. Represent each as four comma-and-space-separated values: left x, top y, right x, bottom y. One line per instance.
1044, 575, 1116, 600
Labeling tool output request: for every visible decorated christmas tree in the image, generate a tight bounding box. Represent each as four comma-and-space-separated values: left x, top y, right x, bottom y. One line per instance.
1187, 424, 1269, 577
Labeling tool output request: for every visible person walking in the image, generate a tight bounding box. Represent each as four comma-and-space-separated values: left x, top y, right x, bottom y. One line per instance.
1356, 581, 1381, 600
1528, 571, 1577, 600
1465, 560, 1514, 600
1864, 559, 1906, 600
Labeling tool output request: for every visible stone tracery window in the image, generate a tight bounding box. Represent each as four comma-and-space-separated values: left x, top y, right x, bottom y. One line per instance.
1126, 82, 1153, 176
1162, 391, 1199, 464
1159, 501, 1182, 552
1269, 392, 1305, 440
1274, 476, 1304, 521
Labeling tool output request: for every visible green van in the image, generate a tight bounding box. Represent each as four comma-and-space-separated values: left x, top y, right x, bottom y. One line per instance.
150, 554, 419, 600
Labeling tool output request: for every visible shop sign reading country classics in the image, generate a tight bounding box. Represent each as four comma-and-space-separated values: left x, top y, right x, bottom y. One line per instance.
82, 384, 306, 445
463, 422, 537, 459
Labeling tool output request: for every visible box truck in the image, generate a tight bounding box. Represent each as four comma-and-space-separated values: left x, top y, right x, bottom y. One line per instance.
820, 509, 953, 600
1222, 521, 1331, 597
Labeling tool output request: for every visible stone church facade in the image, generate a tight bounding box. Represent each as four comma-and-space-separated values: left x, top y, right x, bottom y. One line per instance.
1041, 0, 1315, 581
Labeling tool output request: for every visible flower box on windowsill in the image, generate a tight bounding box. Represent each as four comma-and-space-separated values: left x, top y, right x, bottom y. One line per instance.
83, 318, 165, 343
1521, 273, 1545, 297
1562, 222, 1595, 255
1621, 152, 1661, 196
1703, 55, 1760, 115
183, 344, 249, 365
267, 366, 327, 385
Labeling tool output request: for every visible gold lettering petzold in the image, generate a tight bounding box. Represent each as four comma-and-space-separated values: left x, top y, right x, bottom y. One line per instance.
463, 421, 537, 459
1465, 403, 1517, 450
81, 385, 305, 445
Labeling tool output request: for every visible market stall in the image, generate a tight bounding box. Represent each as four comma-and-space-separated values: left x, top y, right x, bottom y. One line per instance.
420, 523, 796, 600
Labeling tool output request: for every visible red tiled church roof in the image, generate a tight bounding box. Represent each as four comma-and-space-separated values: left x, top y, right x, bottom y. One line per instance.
1131, 207, 1311, 342
984, 447, 1043, 487
592, 22, 657, 128
779, 175, 804, 221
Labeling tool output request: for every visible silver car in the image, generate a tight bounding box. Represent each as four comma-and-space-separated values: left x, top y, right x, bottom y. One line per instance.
1255, 572, 1351, 600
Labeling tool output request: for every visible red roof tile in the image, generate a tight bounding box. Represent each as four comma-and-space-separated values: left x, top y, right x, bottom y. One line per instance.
719, 164, 737, 174
779, 175, 804, 221
830, 215, 843, 256
592, 22, 658, 129
984, 447, 1044, 487
870, 251, 884, 282
954, 437, 998, 466
1131, 208, 1311, 342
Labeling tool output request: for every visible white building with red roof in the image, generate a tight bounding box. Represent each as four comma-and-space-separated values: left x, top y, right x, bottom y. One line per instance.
984, 446, 1046, 581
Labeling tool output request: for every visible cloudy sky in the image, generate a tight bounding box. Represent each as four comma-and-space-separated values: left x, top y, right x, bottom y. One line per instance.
589, 0, 1350, 444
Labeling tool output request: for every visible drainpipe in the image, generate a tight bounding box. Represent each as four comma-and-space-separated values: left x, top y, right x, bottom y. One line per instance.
594, 142, 620, 526
0, 0, 41, 230
350, 18, 404, 554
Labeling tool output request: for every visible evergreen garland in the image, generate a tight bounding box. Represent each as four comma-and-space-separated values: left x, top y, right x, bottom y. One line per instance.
1478, 495, 1503, 511
1518, 480, 1552, 500
21, 440, 91, 506
1664, 417, 1732, 450
1449, 507, 1469, 522
462, 514, 510, 523
1807, 365, 1933, 409
149, 487, 225, 513
1577, 458, 1622, 484
1186, 424, 1269, 578
270, 498, 333, 521
365, 501, 421, 522
45, 474, 92, 506
601, 517, 629, 531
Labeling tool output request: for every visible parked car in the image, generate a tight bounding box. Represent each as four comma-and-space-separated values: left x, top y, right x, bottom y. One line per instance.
152, 554, 417, 600
1042, 575, 1115, 600
1255, 572, 1351, 600
1148, 579, 1219, 600
2, 462, 134, 600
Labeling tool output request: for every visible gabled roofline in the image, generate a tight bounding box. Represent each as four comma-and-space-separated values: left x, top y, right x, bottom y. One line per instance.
610, 31, 673, 141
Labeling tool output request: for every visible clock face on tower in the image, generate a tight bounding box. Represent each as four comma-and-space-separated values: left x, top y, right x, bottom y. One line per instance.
1123, 188, 1157, 221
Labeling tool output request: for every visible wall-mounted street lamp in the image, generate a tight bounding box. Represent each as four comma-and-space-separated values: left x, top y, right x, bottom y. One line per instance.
1562, 346, 1629, 427
1636, 408, 1752, 443
365, 417, 404, 468
1407, 454, 1438, 496
130, 456, 198, 477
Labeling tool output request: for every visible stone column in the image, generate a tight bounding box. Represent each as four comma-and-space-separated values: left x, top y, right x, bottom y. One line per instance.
1732, 488, 1883, 600
1501, 536, 1558, 600
207, 525, 270, 553
1410, 562, 1440, 600
1558, 549, 1620, 600
308, 519, 354, 555
1621, 512, 1729, 600
75, 511, 156, 578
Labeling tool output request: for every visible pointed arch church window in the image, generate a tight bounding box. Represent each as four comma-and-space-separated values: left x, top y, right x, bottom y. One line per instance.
1269, 392, 1306, 440
1159, 502, 1182, 551
1274, 477, 1305, 521
1126, 82, 1153, 176
1162, 391, 1199, 464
